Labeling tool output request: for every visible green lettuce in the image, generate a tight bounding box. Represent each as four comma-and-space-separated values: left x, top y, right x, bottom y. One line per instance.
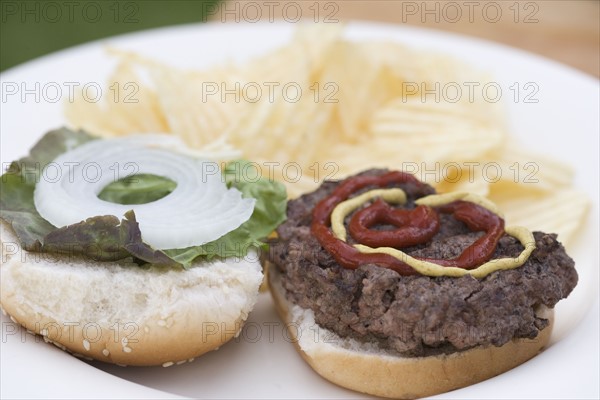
43, 211, 181, 268
164, 160, 288, 266
98, 174, 177, 205
1, 127, 96, 250
0, 128, 287, 269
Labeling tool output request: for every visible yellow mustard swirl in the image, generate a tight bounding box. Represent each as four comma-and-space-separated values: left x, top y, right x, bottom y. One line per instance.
330, 189, 535, 278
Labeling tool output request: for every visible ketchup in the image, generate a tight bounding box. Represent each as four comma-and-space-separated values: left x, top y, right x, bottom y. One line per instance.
348, 200, 440, 248
310, 172, 505, 276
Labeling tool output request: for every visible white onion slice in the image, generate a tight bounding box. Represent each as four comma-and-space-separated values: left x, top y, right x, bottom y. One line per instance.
33, 134, 255, 250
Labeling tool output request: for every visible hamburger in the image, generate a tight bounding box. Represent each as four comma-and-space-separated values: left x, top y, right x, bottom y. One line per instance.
0, 127, 287, 366
268, 169, 578, 398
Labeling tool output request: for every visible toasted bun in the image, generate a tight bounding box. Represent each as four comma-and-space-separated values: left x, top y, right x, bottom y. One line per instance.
0, 222, 263, 366
268, 265, 553, 399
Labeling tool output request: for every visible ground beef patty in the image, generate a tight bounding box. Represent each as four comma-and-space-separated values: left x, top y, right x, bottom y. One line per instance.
269, 170, 578, 357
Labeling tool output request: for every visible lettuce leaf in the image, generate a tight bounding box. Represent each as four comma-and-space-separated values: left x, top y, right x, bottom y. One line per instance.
43, 210, 181, 268
0, 173, 55, 251
1, 128, 287, 269
98, 174, 177, 205
163, 160, 287, 267
1, 127, 95, 250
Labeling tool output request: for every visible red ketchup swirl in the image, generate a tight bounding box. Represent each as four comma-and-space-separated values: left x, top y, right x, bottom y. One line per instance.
310, 172, 505, 275
348, 200, 440, 248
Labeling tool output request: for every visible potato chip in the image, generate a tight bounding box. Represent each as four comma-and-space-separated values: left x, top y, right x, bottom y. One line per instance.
63, 24, 588, 245
489, 182, 589, 245
368, 98, 505, 164
434, 164, 491, 196
319, 42, 398, 142
151, 66, 245, 146
487, 146, 575, 190
65, 61, 169, 136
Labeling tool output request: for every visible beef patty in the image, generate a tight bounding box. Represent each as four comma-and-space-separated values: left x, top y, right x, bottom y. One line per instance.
269, 170, 578, 357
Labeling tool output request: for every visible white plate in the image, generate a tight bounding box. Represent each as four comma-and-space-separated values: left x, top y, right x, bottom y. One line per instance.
1, 21, 598, 399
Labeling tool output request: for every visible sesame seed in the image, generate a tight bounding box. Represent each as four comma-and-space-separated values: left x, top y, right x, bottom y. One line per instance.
121, 337, 128, 346
1, 308, 6, 316
188, 358, 195, 363
41, 329, 48, 336
176, 360, 186, 365
144, 326, 150, 333
82, 340, 90, 351
43, 336, 51, 343
157, 320, 167, 327
162, 361, 174, 368
73, 353, 84, 358
102, 349, 110, 357
123, 346, 132, 353
9, 316, 17, 323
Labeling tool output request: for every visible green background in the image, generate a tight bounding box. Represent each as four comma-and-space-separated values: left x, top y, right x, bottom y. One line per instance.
0, 0, 220, 71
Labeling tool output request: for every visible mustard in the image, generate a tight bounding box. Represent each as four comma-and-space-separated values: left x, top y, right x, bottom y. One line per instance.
415, 192, 504, 218
330, 189, 535, 278
331, 188, 407, 242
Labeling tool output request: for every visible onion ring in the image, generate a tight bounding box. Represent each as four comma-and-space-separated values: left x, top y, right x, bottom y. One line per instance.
34, 134, 255, 249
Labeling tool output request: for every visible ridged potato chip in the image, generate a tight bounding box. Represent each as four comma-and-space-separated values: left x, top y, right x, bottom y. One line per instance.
65, 61, 168, 136
64, 24, 589, 245
369, 98, 505, 162
489, 183, 589, 245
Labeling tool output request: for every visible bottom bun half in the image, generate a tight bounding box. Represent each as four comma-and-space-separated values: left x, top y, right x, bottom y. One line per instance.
268, 265, 553, 399
0, 223, 263, 366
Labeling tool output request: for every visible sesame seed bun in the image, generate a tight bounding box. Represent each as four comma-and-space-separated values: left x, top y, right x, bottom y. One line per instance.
0, 222, 263, 366
268, 265, 553, 399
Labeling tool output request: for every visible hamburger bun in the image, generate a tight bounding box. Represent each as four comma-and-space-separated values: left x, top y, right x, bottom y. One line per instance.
268, 265, 553, 399
0, 222, 263, 366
